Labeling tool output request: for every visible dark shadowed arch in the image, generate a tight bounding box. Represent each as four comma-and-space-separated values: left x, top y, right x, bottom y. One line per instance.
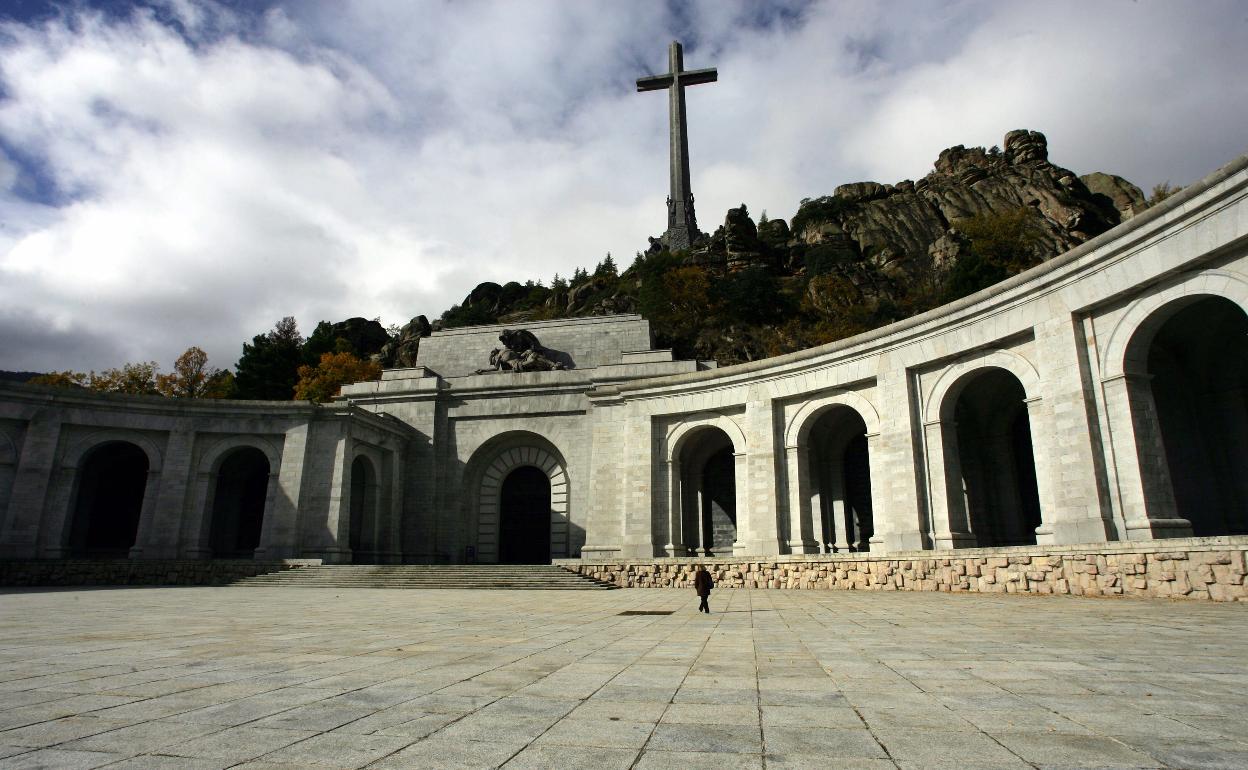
499, 466, 552, 564
950, 368, 1041, 547
68, 441, 149, 557
349, 455, 381, 563
209, 447, 270, 558
1131, 296, 1248, 536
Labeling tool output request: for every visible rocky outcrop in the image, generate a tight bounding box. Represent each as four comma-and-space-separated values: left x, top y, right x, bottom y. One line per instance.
1081, 171, 1147, 222
416, 129, 1146, 367
793, 129, 1127, 277
375, 315, 430, 369
722, 203, 763, 270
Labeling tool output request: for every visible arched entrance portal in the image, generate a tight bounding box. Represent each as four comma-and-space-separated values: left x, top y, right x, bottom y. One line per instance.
809, 407, 874, 553
675, 426, 737, 556
949, 368, 1041, 547
349, 456, 381, 563
68, 441, 149, 557
1143, 297, 1248, 536
209, 447, 269, 558
499, 466, 552, 564
471, 436, 570, 563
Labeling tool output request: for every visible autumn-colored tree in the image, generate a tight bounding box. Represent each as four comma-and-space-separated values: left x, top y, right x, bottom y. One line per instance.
293, 352, 381, 403
88, 361, 162, 395
26, 371, 88, 388
156, 346, 223, 398
202, 370, 237, 399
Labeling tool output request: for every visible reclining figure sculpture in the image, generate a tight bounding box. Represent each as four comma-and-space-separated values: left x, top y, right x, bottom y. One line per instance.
484, 329, 565, 373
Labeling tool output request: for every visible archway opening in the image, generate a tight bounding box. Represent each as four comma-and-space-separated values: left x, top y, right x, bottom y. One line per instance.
349, 456, 379, 563
499, 465, 551, 564
952, 368, 1040, 547
808, 406, 874, 553
677, 426, 737, 556
209, 447, 269, 558
69, 441, 148, 557
1145, 296, 1248, 536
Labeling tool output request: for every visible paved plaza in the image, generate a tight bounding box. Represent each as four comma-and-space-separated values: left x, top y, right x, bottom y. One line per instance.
0, 587, 1245, 769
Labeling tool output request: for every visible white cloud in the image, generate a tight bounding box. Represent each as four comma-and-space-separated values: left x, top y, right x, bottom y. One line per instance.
0, 0, 1245, 372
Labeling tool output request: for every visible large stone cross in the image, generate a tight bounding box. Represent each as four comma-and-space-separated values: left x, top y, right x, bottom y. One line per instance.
637, 40, 717, 251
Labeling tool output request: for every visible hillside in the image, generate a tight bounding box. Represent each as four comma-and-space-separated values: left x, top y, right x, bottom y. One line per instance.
391, 129, 1152, 368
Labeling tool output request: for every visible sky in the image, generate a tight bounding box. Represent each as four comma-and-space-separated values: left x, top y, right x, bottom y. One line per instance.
0, 0, 1246, 373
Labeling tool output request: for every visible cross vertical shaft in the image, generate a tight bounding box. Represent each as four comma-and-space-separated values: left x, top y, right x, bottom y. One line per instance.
637, 40, 717, 251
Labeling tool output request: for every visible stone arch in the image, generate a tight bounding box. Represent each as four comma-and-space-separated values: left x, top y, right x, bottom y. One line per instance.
66, 439, 152, 557
209, 447, 271, 559
348, 451, 381, 563
468, 431, 569, 563
1106, 290, 1248, 539
197, 435, 280, 476
926, 362, 1045, 549
1101, 268, 1248, 379
664, 411, 747, 462
785, 391, 881, 448
63, 429, 164, 473
188, 435, 280, 560
924, 349, 1042, 424
660, 412, 748, 557
784, 393, 881, 555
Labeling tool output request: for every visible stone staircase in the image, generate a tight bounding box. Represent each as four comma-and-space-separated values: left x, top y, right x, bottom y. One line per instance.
233, 564, 618, 590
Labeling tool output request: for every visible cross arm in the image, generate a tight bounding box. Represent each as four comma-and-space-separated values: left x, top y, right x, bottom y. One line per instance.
636, 74, 674, 92
680, 67, 718, 86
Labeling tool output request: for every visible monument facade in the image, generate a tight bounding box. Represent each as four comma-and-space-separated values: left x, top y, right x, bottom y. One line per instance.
2, 153, 1248, 577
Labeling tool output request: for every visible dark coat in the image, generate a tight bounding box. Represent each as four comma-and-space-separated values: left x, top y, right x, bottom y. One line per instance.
694, 569, 714, 596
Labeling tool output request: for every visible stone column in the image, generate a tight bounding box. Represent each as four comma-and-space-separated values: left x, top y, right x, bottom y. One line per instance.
1029, 314, 1119, 544
663, 459, 683, 556
731, 450, 756, 555
126, 469, 163, 559
697, 486, 712, 556
865, 431, 885, 552
133, 428, 195, 559
318, 434, 354, 564
1101, 373, 1191, 539
182, 470, 215, 559
0, 413, 62, 559
382, 448, 405, 563
256, 423, 308, 559
872, 367, 928, 553
925, 419, 976, 549
829, 460, 850, 553
37, 465, 77, 558
784, 445, 821, 554
739, 395, 781, 556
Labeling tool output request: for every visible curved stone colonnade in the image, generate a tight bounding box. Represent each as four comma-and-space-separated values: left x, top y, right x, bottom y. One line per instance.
2, 152, 1247, 570
580, 152, 1248, 560
0, 394, 412, 563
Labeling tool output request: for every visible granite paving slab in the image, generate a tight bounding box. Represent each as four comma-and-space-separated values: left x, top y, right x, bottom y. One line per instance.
0, 586, 1245, 769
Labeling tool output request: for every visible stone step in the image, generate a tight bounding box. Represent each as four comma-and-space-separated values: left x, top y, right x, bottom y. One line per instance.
232, 564, 618, 590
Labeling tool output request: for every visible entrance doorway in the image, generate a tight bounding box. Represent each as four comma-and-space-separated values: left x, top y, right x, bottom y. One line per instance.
209, 447, 269, 558
952, 368, 1041, 547
1144, 296, 1248, 535
498, 466, 551, 563
69, 441, 149, 557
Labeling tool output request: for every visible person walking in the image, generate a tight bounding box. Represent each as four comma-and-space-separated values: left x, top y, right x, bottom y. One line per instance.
694, 565, 714, 613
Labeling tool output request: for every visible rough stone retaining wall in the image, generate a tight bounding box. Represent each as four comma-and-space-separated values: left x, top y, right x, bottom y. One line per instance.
0, 559, 318, 587
557, 537, 1248, 601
